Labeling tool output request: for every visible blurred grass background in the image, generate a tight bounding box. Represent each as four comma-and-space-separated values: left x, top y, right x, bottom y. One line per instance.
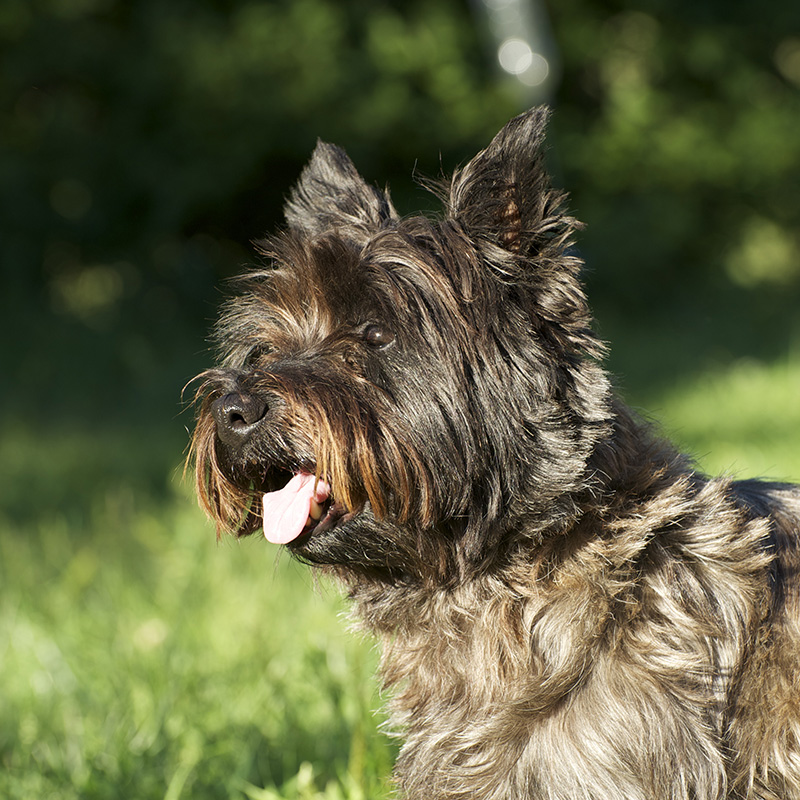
1, 0, 799, 797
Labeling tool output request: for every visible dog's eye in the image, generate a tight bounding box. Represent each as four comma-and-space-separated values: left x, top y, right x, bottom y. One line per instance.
364, 325, 394, 348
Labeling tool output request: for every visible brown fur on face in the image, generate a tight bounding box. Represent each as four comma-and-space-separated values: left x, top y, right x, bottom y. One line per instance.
190, 107, 800, 798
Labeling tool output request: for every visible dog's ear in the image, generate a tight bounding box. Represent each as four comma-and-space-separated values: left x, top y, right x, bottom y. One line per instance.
448, 106, 577, 258
285, 141, 398, 238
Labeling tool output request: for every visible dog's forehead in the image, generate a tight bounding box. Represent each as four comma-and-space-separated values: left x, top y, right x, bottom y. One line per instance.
239, 235, 396, 341
279, 224, 449, 303
233, 219, 491, 361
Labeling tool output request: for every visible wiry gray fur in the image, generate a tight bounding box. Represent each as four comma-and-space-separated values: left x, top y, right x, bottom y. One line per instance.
191, 107, 800, 799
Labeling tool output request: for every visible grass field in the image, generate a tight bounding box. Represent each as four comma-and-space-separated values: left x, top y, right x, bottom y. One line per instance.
0, 437, 395, 799
2, 353, 799, 799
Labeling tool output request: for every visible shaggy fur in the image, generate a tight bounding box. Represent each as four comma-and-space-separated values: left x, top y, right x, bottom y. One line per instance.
190, 107, 800, 799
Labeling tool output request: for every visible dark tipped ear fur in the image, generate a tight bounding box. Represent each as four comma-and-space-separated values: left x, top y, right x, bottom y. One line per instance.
284, 140, 398, 239
447, 106, 578, 260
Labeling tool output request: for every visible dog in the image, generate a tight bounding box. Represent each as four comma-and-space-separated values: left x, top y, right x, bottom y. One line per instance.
191, 107, 800, 799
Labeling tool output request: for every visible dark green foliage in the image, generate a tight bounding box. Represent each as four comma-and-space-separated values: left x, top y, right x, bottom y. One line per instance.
2, 0, 799, 418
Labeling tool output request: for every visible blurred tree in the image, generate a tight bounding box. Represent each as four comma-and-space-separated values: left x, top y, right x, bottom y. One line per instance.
1, 0, 517, 320
0, 0, 517, 418
549, 0, 800, 316
1, 0, 798, 416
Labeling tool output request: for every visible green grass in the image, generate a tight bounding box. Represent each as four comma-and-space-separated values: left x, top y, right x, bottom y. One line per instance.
0, 474, 395, 799
640, 353, 800, 481
1, 353, 799, 799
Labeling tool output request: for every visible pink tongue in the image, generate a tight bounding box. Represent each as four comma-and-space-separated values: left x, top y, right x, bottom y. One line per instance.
262, 473, 330, 544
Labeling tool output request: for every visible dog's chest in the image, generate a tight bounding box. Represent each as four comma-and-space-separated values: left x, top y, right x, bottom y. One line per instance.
354, 566, 743, 800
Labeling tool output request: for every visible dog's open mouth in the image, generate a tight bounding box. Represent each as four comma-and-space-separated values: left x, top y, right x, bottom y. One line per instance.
261, 471, 346, 544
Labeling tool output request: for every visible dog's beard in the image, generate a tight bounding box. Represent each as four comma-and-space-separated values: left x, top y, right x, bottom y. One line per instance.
190, 354, 610, 583
189, 364, 449, 575
286, 504, 409, 577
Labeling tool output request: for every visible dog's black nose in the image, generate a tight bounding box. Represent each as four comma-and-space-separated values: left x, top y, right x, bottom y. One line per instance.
211, 391, 267, 448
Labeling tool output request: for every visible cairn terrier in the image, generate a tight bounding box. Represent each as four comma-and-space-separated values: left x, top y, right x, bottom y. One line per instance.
191, 107, 800, 799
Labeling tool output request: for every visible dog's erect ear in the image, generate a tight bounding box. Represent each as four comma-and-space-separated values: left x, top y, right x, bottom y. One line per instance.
448, 106, 576, 258
284, 141, 398, 238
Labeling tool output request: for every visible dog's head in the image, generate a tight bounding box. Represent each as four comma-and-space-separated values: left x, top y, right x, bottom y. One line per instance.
190, 107, 611, 583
